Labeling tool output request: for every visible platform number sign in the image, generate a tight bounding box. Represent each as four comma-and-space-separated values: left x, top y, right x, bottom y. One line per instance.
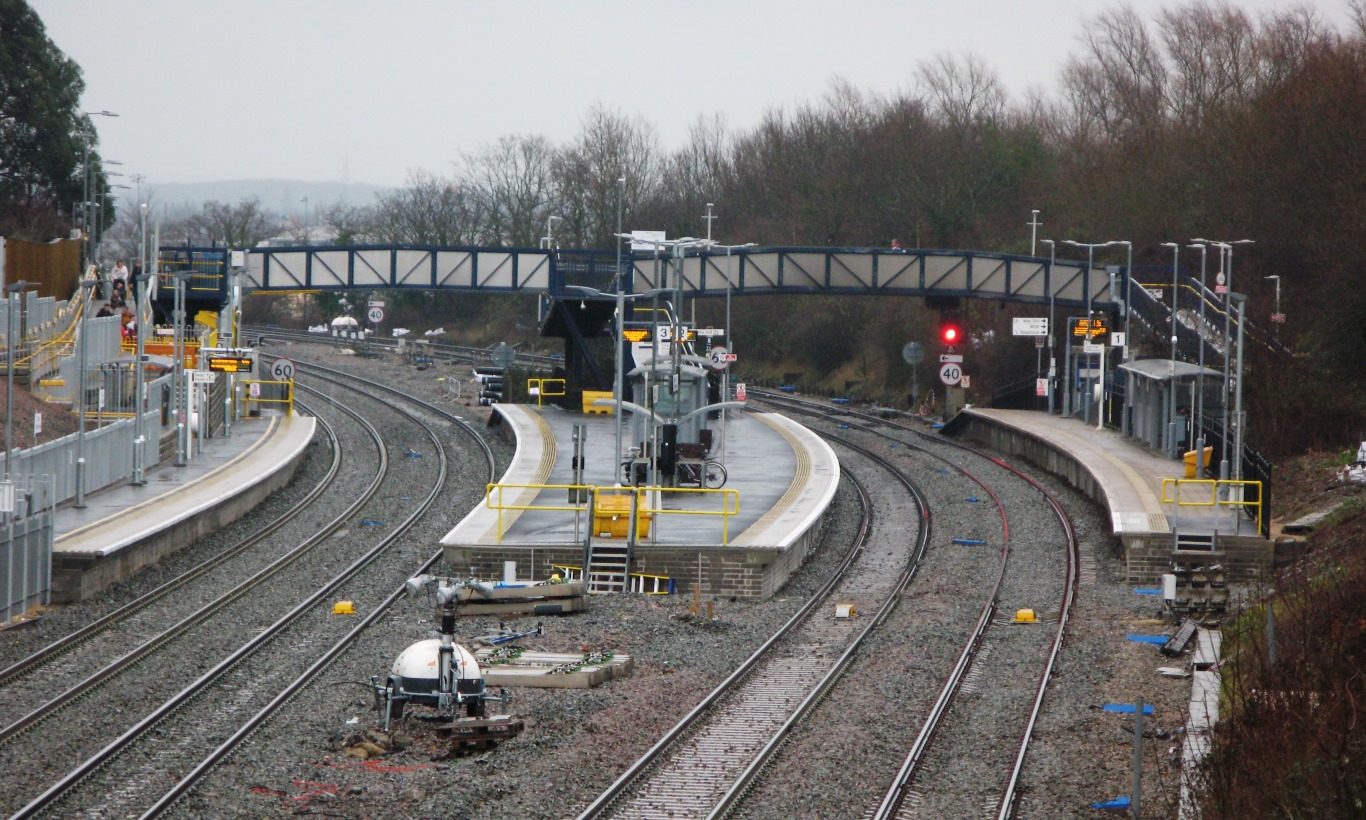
271, 357, 296, 381
938, 362, 963, 386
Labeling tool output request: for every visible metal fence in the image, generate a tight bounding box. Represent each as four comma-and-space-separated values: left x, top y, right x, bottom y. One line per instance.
1, 474, 56, 622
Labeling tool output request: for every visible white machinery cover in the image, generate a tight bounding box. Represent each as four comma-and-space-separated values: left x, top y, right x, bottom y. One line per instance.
391, 638, 483, 683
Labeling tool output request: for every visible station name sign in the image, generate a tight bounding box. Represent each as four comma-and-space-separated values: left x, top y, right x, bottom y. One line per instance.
202, 347, 255, 373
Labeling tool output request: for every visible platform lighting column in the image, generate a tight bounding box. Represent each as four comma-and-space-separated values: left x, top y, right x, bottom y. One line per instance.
614, 178, 626, 472
73, 275, 100, 508
5, 280, 31, 479
1041, 240, 1056, 413
1111, 240, 1132, 434
1062, 240, 1119, 425
1231, 292, 1248, 486
1192, 238, 1253, 482
1161, 242, 1181, 458
541, 215, 563, 250
173, 273, 189, 467
1186, 244, 1208, 475
132, 271, 152, 485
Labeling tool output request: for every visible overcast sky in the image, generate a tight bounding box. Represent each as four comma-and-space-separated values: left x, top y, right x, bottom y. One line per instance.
30, 0, 1357, 189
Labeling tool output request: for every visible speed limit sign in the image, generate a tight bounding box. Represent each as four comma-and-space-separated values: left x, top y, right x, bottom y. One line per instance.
271, 357, 296, 381
938, 362, 962, 386
367, 306, 384, 324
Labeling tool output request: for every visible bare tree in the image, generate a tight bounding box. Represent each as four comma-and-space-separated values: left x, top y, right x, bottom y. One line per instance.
458, 134, 557, 247
916, 53, 1007, 129
1061, 5, 1168, 142
553, 103, 663, 248
187, 197, 279, 247
370, 170, 481, 245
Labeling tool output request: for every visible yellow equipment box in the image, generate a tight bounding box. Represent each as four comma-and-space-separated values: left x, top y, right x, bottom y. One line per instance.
594, 493, 650, 539
582, 390, 614, 415
1183, 446, 1213, 478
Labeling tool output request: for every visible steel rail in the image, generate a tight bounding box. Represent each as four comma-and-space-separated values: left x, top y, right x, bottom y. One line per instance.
0, 401, 341, 689
11, 373, 441, 818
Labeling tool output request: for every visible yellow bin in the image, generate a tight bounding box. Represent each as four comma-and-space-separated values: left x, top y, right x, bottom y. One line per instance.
594, 493, 650, 539
1183, 446, 1213, 478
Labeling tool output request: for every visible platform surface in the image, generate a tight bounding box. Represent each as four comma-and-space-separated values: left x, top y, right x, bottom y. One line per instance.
963, 408, 1256, 537
441, 404, 838, 548
54, 413, 316, 557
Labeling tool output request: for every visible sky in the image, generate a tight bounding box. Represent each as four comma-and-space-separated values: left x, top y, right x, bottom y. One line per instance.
29, 0, 1359, 189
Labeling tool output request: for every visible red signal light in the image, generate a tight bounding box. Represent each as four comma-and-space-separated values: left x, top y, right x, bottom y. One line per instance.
939, 313, 962, 346
942, 325, 959, 344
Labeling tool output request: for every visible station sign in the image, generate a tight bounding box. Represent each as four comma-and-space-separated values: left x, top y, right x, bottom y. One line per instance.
1012, 318, 1048, 337
1070, 317, 1109, 340
189, 370, 218, 384
202, 348, 256, 373
694, 328, 725, 338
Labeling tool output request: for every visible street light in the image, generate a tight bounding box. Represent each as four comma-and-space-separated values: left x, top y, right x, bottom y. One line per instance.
73, 276, 99, 507
1186, 244, 1209, 474
132, 270, 153, 485
1041, 239, 1056, 413
1160, 242, 1181, 458
541, 215, 563, 250
5, 281, 31, 478
1062, 239, 1121, 425
1192, 238, 1254, 481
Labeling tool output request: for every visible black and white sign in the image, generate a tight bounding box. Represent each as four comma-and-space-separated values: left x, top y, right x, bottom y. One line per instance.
709, 345, 733, 370
271, 358, 296, 381
939, 354, 963, 363
939, 362, 963, 385
1012, 317, 1048, 336
367, 306, 384, 323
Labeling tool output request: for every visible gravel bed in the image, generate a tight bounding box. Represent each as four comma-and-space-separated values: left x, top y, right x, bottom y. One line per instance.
1, 341, 1198, 818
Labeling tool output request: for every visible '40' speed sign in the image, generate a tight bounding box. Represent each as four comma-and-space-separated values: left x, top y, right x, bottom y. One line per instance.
938, 362, 963, 386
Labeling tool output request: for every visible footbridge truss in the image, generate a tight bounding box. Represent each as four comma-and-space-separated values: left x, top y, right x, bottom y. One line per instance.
238, 244, 1119, 312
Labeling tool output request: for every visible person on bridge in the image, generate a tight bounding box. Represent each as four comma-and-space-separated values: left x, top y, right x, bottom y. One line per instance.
890, 238, 906, 252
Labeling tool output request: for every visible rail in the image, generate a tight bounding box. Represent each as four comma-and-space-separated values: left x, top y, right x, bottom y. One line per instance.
1161, 478, 1264, 533
243, 379, 294, 415
527, 377, 566, 408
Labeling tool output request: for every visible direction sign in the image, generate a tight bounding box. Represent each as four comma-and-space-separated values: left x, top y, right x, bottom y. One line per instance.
270, 358, 296, 381
694, 328, 725, 338
939, 354, 964, 363
939, 362, 963, 386
1012, 317, 1048, 336
367, 306, 384, 323
368, 299, 386, 309
189, 370, 218, 384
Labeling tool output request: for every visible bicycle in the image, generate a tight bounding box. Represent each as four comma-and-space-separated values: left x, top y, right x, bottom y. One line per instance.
676, 459, 728, 489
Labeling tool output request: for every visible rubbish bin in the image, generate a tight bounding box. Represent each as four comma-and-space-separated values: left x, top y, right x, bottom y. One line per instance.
1184, 446, 1213, 478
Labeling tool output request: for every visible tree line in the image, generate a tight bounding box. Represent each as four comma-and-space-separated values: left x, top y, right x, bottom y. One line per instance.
8, 1, 1365, 455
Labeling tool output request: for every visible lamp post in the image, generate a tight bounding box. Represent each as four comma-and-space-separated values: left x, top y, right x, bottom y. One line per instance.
1062, 240, 1120, 425
1187, 243, 1209, 474
1265, 275, 1281, 337
301, 196, 309, 245
1160, 242, 1181, 458
74, 276, 99, 507
78, 111, 118, 272
1029, 209, 1042, 256
1041, 239, 1056, 413
5, 281, 31, 478
707, 241, 755, 463
541, 215, 563, 250
614, 178, 626, 468
1192, 238, 1253, 481
132, 270, 153, 485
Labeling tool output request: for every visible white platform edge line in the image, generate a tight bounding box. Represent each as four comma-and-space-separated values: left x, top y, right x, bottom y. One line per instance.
732, 413, 840, 547
439, 404, 553, 546
59, 415, 317, 556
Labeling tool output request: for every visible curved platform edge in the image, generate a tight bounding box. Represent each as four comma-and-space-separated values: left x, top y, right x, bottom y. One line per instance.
439, 404, 556, 547
50, 414, 317, 602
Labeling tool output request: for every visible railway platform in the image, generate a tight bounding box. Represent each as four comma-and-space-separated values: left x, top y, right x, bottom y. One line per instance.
441, 404, 839, 599
50, 412, 316, 602
948, 408, 1271, 583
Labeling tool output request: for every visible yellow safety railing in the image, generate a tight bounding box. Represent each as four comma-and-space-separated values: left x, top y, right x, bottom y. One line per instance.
482, 483, 740, 544
1161, 478, 1263, 533
527, 377, 566, 408
243, 379, 294, 416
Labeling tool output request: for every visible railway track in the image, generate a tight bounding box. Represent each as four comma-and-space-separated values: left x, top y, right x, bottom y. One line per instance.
753, 391, 1078, 820
5, 363, 492, 818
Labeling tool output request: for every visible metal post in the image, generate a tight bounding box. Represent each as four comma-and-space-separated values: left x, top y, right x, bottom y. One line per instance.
1162, 242, 1180, 459
5, 282, 28, 476
1131, 697, 1145, 818
1029, 209, 1041, 256
614, 179, 625, 472
1117, 241, 1133, 435
74, 280, 92, 507
174, 274, 187, 467
1188, 244, 1208, 475
1232, 293, 1247, 483
1042, 240, 1056, 413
